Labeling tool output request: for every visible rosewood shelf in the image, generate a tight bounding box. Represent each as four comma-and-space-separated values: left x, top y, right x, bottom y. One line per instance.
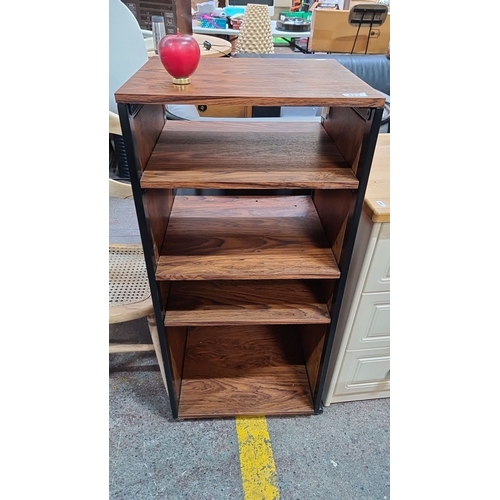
157, 195, 340, 281
165, 280, 332, 326
178, 325, 315, 419
140, 121, 359, 190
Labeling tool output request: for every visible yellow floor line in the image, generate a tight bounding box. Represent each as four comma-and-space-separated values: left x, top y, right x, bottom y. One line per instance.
236, 416, 280, 500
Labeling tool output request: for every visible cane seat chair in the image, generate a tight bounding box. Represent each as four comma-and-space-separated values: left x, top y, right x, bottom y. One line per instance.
109, 113, 167, 393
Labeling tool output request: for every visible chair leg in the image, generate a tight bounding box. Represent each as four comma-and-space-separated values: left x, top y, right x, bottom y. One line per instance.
147, 313, 169, 394
109, 344, 155, 353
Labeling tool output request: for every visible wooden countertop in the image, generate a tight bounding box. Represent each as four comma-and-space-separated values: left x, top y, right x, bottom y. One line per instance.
363, 133, 390, 223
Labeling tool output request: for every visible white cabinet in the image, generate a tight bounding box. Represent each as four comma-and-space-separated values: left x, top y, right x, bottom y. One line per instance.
323, 134, 390, 405
334, 348, 390, 397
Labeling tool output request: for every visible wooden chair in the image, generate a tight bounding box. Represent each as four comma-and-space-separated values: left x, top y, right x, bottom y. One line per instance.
109, 112, 168, 392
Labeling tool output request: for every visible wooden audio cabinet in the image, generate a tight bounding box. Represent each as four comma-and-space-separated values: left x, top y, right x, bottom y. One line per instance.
115, 57, 385, 419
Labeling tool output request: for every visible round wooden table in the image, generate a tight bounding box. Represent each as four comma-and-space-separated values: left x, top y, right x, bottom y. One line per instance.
146, 33, 232, 58
194, 33, 232, 57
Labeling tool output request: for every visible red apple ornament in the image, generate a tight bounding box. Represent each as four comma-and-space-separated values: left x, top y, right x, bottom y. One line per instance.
158, 33, 201, 85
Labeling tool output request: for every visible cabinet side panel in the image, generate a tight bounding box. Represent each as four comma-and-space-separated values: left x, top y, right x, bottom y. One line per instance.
132, 104, 165, 171
143, 189, 175, 263
313, 107, 384, 412
299, 324, 327, 399
314, 189, 355, 264
322, 107, 368, 176
118, 103, 180, 417
165, 325, 188, 406
316, 106, 382, 266
314, 108, 367, 261
320, 279, 335, 310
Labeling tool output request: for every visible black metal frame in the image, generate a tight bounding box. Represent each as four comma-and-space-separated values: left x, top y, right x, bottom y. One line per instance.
314, 107, 383, 413
275, 34, 310, 54
117, 102, 180, 419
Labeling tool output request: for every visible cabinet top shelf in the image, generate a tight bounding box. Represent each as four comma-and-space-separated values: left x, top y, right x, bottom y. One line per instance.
115, 58, 386, 107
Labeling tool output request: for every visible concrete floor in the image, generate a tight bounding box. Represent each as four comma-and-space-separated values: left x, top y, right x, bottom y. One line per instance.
110, 344, 389, 499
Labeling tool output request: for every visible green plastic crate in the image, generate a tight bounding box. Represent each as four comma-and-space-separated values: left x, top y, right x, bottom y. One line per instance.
279, 11, 312, 21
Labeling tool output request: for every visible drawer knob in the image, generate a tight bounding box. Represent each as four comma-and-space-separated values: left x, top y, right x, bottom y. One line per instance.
197, 105, 207, 112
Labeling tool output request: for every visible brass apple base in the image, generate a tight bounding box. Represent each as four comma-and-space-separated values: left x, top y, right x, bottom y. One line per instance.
172, 77, 191, 85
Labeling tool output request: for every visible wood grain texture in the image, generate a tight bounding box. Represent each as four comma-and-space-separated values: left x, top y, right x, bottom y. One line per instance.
143, 188, 175, 263
166, 325, 188, 405
158, 281, 171, 313
178, 325, 314, 418
298, 324, 327, 399
175, 0, 193, 35
165, 280, 331, 326
146, 314, 169, 394
115, 57, 386, 107
140, 122, 358, 190
132, 104, 165, 172
363, 134, 390, 222
313, 189, 354, 264
157, 195, 340, 280
322, 107, 367, 177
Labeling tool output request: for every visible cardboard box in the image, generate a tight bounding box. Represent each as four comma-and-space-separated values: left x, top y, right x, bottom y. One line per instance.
221, 0, 293, 20
345, 0, 378, 8
309, 5, 390, 53
272, 5, 296, 20
271, 0, 293, 20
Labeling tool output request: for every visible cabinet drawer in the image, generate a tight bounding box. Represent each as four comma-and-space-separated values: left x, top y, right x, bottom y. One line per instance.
196, 105, 252, 118
364, 222, 390, 292
347, 291, 390, 350
334, 347, 390, 396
